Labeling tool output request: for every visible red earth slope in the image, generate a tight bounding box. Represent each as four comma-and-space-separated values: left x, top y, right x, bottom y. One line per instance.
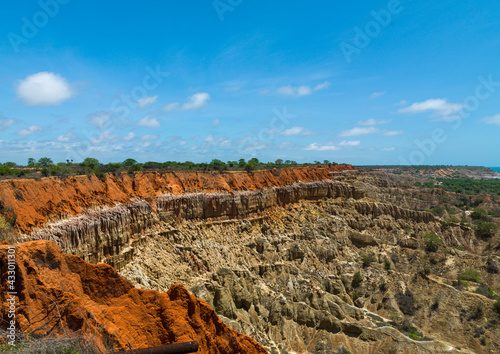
0, 240, 267, 352
0, 165, 355, 233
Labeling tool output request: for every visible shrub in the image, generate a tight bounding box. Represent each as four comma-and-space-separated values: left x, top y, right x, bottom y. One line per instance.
471, 208, 489, 221
409, 331, 422, 341
494, 299, 500, 315
475, 222, 498, 239
423, 233, 442, 252
352, 272, 362, 287
384, 259, 391, 271
475, 284, 495, 299
431, 206, 445, 216
361, 255, 375, 267
458, 269, 481, 283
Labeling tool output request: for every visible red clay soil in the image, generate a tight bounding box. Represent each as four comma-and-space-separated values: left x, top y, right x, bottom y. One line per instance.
0, 165, 355, 233
0, 240, 267, 353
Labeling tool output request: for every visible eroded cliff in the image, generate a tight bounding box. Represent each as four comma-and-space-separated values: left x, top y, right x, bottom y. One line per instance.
0, 164, 354, 234
0, 240, 267, 353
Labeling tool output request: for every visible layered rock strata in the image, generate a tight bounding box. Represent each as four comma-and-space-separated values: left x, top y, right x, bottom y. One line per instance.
31, 181, 363, 269
0, 165, 355, 233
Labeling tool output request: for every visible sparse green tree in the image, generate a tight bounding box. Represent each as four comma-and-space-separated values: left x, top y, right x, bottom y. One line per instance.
123, 158, 138, 166
38, 157, 53, 167
82, 157, 100, 168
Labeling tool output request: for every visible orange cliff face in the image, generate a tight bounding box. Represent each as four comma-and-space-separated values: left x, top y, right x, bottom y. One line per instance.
0, 240, 267, 353
0, 165, 355, 234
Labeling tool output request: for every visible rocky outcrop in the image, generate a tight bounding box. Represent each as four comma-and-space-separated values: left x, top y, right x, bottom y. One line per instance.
31, 181, 363, 269
0, 241, 266, 353
0, 165, 355, 233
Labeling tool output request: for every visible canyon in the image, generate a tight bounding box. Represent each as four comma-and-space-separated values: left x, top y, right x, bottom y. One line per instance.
1, 165, 499, 353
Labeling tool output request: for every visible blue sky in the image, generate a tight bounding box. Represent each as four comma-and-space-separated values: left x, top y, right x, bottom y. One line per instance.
1, 0, 500, 165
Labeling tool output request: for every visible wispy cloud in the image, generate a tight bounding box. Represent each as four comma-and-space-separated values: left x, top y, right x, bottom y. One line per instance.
16, 72, 75, 106
140, 134, 159, 141
123, 132, 136, 141
370, 91, 386, 99
90, 131, 116, 144
182, 92, 210, 110
399, 98, 463, 120
0, 118, 15, 130
304, 143, 339, 151
279, 126, 304, 136
17, 125, 42, 136
56, 132, 77, 142
276, 81, 331, 97
481, 114, 500, 125
338, 127, 379, 137
338, 140, 360, 147
137, 116, 160, 128
137, 95, 158, 108
276, 85, 312, 97
384, 130, 403, 136
314, 81, 331, 91
88, 112, 112, 128
163, 102, 180, 112
358, 118, 390, 126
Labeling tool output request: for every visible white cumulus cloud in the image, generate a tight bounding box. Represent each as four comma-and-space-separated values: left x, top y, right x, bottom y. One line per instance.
182, 93, 210, 110
279, 126, 304, 136
304, 143, 339, 151
399, 98, 463, 119
17, 125, 42, 136
137, 95, 158, 108
338, 127, 379, 137
137, 116, 160, 128
16, 72, 74, 106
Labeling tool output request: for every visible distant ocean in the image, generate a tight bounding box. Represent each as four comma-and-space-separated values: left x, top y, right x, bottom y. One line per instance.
489, 167, 500, 173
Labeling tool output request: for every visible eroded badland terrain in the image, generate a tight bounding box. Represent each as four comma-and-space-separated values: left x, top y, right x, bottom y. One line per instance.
1, 165, 499, 353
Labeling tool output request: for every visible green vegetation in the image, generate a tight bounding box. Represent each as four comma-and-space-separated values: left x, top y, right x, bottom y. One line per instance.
471, 208, 489, 221
0, 157, 341, 179
361, 254, 376, 267
475, 222, 498, 239
458, 269, 481, 283
474, 284, 496, 299
384, 259, 391, 271
423, 233, 442, 252
436, 178, 500, 196
430, 206, 445, 216
494, 299, 500, 315
351, 291, 361, 301
352, 272, 363, 287
409, 331, 422, 341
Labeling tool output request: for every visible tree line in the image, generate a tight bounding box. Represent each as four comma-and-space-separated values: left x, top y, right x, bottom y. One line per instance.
0, 157, 340, 179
